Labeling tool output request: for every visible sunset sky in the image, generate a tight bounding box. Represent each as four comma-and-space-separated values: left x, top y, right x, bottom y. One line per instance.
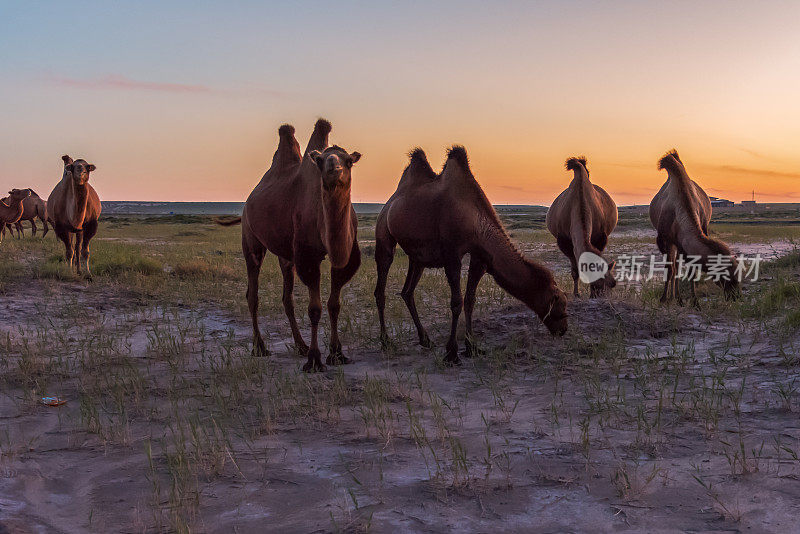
2, 1, 799, 205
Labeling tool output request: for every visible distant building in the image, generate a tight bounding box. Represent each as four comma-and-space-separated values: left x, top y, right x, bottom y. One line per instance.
709, 196, 734, 207
741, 200, 757, 207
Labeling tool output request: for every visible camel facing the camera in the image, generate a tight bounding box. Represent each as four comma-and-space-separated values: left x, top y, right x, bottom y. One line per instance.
217, 119, 362, 372
48, 155, 102, 276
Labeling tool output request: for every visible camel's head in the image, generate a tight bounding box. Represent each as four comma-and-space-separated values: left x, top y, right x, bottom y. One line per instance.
706, 241, 740, 301
62, 154, 96, 186
309, 146, 361, 191
718, 255, 741, 301
589, 260, 617, 298
541, 286, 569, 336
5, 188, 31, 204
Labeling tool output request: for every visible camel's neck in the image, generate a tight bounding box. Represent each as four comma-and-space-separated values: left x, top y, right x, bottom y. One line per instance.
66, 178, 89, 230
476, 217, 556, 315
321, 186, 355, 268
0, 198, 24, 222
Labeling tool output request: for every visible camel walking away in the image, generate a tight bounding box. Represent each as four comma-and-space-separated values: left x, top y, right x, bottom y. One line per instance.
649, 149, 739, 305
5, 190, 49, 238
0, 189, 32, 244
217, 119, 362, 372
47, 155, 102, 276
546, 157, 618, 297
375, 146, 568, 365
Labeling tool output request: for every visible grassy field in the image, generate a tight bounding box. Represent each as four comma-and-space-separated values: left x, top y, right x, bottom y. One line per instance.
0, 210, 799, 532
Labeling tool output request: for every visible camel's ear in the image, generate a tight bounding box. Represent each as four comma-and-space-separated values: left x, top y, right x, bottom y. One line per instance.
309, 150, 324, 170
62, 155, 73, 165
349, 152, 361, 165
87, 164, 96, 172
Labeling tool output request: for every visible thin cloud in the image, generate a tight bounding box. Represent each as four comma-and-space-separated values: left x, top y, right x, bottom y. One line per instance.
737, 147, 773, 161
43, 73, 214, 94
701, 164, 800, 181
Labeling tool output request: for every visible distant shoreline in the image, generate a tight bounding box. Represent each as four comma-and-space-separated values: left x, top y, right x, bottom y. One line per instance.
101, 201, 800, 216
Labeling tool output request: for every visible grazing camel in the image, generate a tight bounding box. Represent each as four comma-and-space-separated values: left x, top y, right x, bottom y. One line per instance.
375, 146, 568, 365
649, 149, 738, 305
47, 155, 102, 276
0, 189, 32, 243
218, 119, 362, 372
5, 190, 49, 238
546, 157, 618, 297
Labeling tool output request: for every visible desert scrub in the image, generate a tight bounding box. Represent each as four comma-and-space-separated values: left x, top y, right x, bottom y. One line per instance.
738, 251, 800, 327
172, 259, 237, 280
91, 243, 163, 276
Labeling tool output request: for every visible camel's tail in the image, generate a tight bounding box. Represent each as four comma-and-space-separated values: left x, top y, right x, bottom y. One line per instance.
214, 216, 242, 226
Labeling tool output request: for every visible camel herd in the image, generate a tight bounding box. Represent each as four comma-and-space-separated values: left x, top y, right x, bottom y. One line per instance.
2, 118, 740, 370
217, 119, 738, 370
1, 155, 101, 276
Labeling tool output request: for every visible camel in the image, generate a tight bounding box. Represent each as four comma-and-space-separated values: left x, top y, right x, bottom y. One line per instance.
47, 155, 102, 276
649, 149, 739, 305
374, 146, 568, 365
4, 190, 49, 238
546, 157, 618, 297
217, 119, 362, 372
0, 189, 32, 243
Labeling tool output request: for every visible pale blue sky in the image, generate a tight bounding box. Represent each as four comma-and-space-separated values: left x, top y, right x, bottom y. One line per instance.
2, 1, 799, 203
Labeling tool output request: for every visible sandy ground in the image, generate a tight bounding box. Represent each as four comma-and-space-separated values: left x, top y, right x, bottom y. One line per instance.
0, 237, 799, 533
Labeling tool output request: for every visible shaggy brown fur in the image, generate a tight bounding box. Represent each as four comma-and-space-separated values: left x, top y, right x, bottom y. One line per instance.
375, 146, 568, 365
47, 155, 102, 276
649, 149, 738, 305
217, 119, 362, 372
0, 189, 31, 244
546, 156, 618, 297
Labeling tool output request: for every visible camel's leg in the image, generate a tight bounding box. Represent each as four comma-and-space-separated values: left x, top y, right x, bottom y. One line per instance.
327, 243, 361, 365
15, 222, 23, 238
30, 219, 37, 237
463, 255, 487, 358
443, 260, 464, 366
672, 247, 684, 306
557, 236, 579, 297
40, 213, 49, 238
657, 236, 673, 303
374, 233, 396, 348
690, 280, 699, 308
243, 235, 268, 357
81, 220, 98, 278
297, 259, 324, 372
278, 258, 308, 356
73, 230, 83, 275
659, 259, 673, 303
400, 260, 431, 348
55, 225, 74, 268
